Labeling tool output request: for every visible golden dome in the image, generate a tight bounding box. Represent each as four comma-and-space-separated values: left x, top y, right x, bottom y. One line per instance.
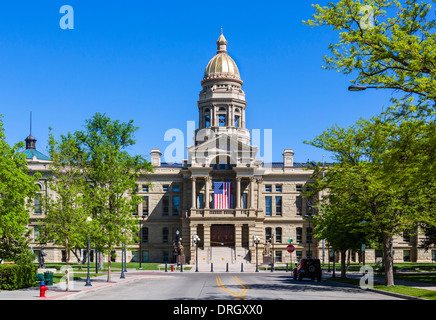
203, 31, 241, 81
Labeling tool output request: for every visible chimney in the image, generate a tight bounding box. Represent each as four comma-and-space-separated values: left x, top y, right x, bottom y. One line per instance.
283, 149, 294, 167
150, 149, 162, 166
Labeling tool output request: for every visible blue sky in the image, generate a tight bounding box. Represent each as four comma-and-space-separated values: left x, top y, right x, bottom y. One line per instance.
0, 0, 396, 163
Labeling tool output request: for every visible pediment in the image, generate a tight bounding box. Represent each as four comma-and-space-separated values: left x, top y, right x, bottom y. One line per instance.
187, 134, 257, 167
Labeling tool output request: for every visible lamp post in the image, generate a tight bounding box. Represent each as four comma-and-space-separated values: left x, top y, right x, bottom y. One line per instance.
361, 220, 367, 268
192, 235, 200, 272
85, 217, 92, 287
348, 85, 378, 91
253, 236, 260, 272
120, 228, 126, 279
271, 230, 275, 272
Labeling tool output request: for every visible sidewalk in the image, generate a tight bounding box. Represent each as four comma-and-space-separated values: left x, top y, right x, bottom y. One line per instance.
0, 269, 169, 300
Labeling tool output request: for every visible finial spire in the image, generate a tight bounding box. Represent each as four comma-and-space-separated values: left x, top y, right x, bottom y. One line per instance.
25, 111, 36, 150
216, 28, 228, 53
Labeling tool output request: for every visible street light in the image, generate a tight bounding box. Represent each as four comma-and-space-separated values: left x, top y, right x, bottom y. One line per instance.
253, 236, 260, 272
85, 217, 92, 287
348, 84, 378, 91
271, 230, 275, 272
192, 235, 200, 272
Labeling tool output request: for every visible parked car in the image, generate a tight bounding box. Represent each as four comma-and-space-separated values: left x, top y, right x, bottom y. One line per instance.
293, 258, 322, 282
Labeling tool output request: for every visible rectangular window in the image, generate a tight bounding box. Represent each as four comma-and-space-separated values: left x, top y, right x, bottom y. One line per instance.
242, 193, 247, 209
306, 228, 313, 243
275, 228, 282, 243
275, 185, 282, 192
265, 196, 272, 216
403, 250, 411, 262
275, 196, 282, 216
265, 185, 272, 192
296, 228, 302, 243
142, 185, 149, 192
172, 196, 180, 215
296, 196, 302, 215
296, 185, 303, 192
142, 196, 149, 216
163, 251, 170, 263
163, 185, 169, 192
275, 251, 282, 262
198, 193, 204, 209
173, 185, 180, 193
34, 194, 42, 214
162, 196, 169, 216
163, 228, 169, 243
141, 227, 148, 243
34, 226, 40, 241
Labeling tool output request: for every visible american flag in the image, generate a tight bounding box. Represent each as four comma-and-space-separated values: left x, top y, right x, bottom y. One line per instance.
213, 182, 231, 209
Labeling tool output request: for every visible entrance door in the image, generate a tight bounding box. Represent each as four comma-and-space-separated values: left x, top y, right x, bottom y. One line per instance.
211, 225, 235, 246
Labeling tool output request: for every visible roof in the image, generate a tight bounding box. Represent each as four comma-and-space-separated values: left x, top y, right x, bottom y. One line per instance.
22, 148, 50, 161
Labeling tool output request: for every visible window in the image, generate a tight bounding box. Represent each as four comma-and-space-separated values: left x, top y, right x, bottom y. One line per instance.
205, 115, 210, 127
296, 228, 302, 243
163, 251, 170, 263
234, 115, 239, 127
275, 251, 282, 262
265, 185, 272, 192
296, 196, 302, 215
242, 193, 247, 209
275, 185, 282, 192
34, 194, 42, 214
403, 250, 411, 262
219, 114, 226, 127
265, 227, 272, 242
142, 251, 149, 263
306, 228, 313, 243
276, 228, 282, 243
163, 185, 169, 192
142, 196, 149, 216
141, 227, 149, 243
142, 185, 149, 192
173, 185, 180, 192
275, 196, 282, 215
162, 227, 169, 243
34, 226, 40, 241
296, 185, 303, 192
172, 196, 180, 215
265, 196, 272, 216
198, 193, 204, 209
162, 196, 169, 215
306, 198, 313, 216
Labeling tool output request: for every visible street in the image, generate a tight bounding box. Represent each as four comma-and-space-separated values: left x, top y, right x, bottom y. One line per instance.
62, 272, 403, 300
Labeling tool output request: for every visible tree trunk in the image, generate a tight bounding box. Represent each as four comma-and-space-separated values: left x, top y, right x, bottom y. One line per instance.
99, 251, 104, 270
107, 255, 111, 282
382, 232, 395, 287
340, 249, 347, 278
65, 243, 70, 291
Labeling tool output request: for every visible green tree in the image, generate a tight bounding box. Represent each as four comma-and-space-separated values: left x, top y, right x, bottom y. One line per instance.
304, 0, 436, 286
39, 129, 90, 291
76, 113, 154, 282
0, 115, 40, 263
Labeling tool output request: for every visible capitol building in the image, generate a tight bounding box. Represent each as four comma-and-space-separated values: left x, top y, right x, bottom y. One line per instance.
25, 32, 435, 268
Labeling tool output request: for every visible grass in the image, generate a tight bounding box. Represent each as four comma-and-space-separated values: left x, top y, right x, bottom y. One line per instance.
327, 274, 436, 300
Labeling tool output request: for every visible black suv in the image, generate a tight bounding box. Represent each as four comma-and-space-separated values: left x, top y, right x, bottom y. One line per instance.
293, 258, 322, 282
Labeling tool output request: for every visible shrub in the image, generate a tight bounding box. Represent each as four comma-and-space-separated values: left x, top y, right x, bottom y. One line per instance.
0, 264, 37, 290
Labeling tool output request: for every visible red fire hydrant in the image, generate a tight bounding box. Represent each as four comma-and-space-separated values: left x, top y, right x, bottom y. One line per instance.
39, 281, 47, 298
171, 265, 174, 272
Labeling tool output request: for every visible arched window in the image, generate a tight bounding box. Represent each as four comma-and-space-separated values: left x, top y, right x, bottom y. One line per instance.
219, 114, 226, 127
234, 115, 239, 127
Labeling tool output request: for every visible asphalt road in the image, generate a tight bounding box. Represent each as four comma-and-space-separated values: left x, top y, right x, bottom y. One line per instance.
65, 272, 403, 301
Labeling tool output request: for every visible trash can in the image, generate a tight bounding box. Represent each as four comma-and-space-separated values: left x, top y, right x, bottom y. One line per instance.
44, 271, 54, 286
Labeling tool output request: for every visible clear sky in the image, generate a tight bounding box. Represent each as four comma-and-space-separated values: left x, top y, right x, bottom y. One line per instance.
0, 0, 396, 164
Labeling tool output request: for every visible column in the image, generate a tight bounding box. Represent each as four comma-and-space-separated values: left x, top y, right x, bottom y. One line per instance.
235, 224, 242, 248
205, 176, 210, 209
249, 176, 255, 209
236, 177, 241, 209
191, 176, 196, 209
257, 177, 263, 210
203, 224, 211, 248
